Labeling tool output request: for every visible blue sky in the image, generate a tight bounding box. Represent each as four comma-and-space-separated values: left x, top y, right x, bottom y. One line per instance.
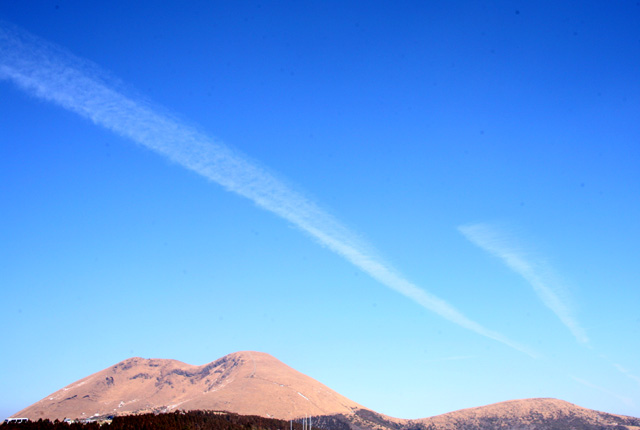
1, 0, 639, 421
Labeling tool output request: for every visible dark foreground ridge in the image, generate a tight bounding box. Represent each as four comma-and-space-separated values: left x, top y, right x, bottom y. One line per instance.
3, 407, 640, 430
2, 411, 304, 430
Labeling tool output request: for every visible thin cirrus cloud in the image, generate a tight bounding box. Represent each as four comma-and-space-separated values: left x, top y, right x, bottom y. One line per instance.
0, 21, 537, 358
458, 223, 589, 344
570, 376, 634, 407
613, 363, 640, 387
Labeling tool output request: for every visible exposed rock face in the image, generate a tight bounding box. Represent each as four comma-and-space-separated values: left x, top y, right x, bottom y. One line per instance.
13, 352, 640, 430
14, 351, 363, 421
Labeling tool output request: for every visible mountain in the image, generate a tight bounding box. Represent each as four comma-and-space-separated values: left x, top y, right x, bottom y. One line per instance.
414, 398, 640, 430
316, 398, 640, 430
14, 351, 364, 421
12, 351, 640, 430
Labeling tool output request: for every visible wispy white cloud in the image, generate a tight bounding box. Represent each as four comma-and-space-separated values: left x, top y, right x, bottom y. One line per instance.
0, 22, 536, 357
613, 363, 640, 387
458, 223, 588, 344
570, 375, 635, 407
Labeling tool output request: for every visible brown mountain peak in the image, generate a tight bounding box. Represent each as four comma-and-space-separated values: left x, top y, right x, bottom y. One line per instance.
15, 351, 362, 421
416, 397, 640, 430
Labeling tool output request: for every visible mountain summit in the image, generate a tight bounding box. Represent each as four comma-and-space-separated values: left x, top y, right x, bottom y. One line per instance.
15, 351, 362, 421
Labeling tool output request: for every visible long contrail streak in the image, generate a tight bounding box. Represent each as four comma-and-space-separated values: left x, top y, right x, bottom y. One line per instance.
0, 22, 536, 357
459, 223, 588, 344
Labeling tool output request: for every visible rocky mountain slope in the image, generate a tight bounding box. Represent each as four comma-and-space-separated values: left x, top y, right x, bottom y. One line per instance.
314, 398, 640, 430
14, 351, 363, 421
415, 398, 640, 430
12, 351, 640, 430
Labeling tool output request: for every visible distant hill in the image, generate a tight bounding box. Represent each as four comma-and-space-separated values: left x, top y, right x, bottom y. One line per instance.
314, 398, 640, 430
11, 351, 640, 430
414, 398, 640, 430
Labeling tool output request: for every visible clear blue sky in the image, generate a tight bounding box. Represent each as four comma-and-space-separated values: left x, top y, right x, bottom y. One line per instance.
1, 0, 639, 421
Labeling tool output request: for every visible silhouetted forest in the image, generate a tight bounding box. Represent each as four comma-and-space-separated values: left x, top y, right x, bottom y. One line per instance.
2, 411, 317, 430
4, 409, 640, 430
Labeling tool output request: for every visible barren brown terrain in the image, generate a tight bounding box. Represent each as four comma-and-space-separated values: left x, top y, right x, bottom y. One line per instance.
414, 398, 640, 430
12, 351, 640, 430
15, 351, 364, 421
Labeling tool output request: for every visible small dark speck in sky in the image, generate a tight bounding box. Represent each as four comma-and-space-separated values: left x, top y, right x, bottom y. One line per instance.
515, 10, 520, 15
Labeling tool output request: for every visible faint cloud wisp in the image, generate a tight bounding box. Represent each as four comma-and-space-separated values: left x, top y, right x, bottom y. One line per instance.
613, 363, 640, 387
0, 21, 536, 357
570, 376, 634, 407
458, 223, 589, 344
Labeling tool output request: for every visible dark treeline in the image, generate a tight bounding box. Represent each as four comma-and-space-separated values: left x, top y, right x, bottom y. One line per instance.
2, 411, 319, 430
